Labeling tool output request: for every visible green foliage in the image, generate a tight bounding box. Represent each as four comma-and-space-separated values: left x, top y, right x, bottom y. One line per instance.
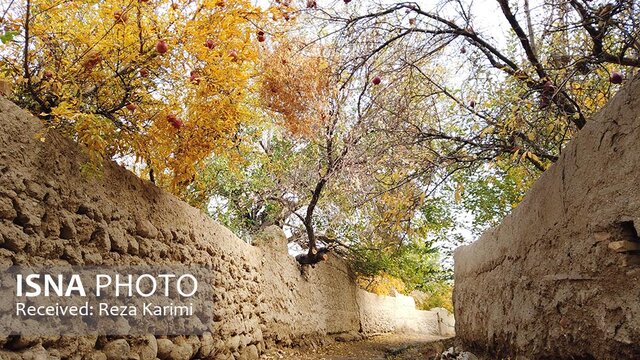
452, 162, 534, 234
346, 197, 455, 292
185, 136, 290, 240
0, 30, 18, 44
414, 282, 454, 313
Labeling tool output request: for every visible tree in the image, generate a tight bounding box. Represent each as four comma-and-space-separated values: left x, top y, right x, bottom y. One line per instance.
307, 0, 639, 173
2, 0, 457, 292
190, 37, 455, 295
256, 39, 443, 263
0, 0, 290, 192
269, 0, 639, 242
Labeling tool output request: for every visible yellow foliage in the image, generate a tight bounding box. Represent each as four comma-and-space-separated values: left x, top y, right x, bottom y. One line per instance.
358, 273, 407, 296
360, 180, 429, 244
2, 0, 292, 195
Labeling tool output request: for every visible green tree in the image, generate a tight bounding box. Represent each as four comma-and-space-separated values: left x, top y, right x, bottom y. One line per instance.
188, 38, 456, 291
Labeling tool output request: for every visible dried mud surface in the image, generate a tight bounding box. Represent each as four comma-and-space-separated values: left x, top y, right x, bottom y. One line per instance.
264, 334, 453, 360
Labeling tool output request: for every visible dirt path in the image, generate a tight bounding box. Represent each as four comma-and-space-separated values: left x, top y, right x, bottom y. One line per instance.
263, 334, 454, 360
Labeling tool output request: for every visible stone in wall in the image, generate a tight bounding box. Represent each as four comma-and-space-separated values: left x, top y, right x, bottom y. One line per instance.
453, 75, 640, 359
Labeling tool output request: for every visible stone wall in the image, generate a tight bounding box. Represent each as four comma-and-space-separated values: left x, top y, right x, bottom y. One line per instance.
0, 97, 446, 360
453, 74, 640, 359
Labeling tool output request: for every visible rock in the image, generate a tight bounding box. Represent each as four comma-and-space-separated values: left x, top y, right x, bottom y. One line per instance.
0, 196, 16, 220
184, 335, 201, 356
237, 345, 259, 360
43, 190, 61, 207
128, 237, 140, 256
39, 211, 61, 237
239, 335, 250, 347
109, 228, 129, 254
83, 251, 103, 265
24, 180, 45, 200
334, 331, 361, 342
168, 343, 193, 360
213, 353, 228, 360
36, 238, 64, 260
77, 203, 103, 222
91, 226, 111, 252
62, 246, 83, 265
103, 339, 130, 360
19, 344, 49, 360
0, 248, 13, 266
440, 347, 479, 360
198, 332, 215, 358
68, 335, 98, 358
131, 335, 158, 360
130, 335, 157, 360
135, 219, 158, 239
136, 238, 153, 257
2, 224, 28, 251
59, 215, 77, 239
114, 318, 131, 334
83, 351, 108, 360
226, 335, 241, 351
156, 339, 173, 360
13, 197, 43, 228
608, 240, 640, 252
252, 328, 263, 342
0, 350, 22, 360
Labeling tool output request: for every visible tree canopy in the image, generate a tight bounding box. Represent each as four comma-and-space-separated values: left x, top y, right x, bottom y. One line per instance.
1, 0, 638, 301
1, 0, 295, 190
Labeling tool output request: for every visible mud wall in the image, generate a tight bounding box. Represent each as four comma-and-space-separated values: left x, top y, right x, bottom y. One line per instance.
0, 97, 443, 360
453, 75, 640, 359
358, 289, 454, 336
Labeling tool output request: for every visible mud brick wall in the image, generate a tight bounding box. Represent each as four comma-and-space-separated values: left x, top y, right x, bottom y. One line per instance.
358, 289, 454, 336
0, 96, 444, 360
454, 74, 640, 359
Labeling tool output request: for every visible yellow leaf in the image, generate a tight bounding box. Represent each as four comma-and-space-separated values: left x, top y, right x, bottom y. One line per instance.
480, 126, 494, 136
510, 149, 520, 161
50, 101, 76, 119
528, 152, 540, 163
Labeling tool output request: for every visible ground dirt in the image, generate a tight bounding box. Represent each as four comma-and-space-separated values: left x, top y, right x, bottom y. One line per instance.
263, 334, 454, 360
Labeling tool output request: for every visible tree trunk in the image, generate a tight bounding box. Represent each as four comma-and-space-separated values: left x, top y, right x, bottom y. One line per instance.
304, 178, 327, 256
295, 248, 330, 265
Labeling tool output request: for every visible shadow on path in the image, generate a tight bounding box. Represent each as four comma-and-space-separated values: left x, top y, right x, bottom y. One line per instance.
263, 334, 454, 360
